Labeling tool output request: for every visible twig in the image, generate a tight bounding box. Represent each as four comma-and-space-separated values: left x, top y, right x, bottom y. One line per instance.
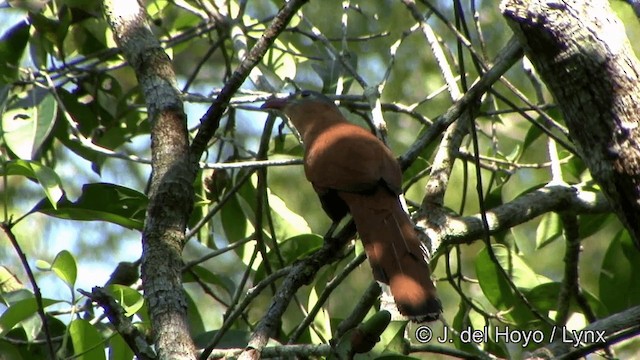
199, 266, 291, 359
236, 222, 357, 360
190, 0, 310, 169
333, 281, 382, 341
399, 36, 523, 170
78, 287, 156, 360
1, 223, 56, 358
288, 252, 367, 343
555, 213, 581, 326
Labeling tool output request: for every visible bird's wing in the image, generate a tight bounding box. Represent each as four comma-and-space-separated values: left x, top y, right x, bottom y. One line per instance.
304, 122, 402, 195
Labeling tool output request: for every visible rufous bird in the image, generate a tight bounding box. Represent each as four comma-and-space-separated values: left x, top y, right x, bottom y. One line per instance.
262, 90, 442, 321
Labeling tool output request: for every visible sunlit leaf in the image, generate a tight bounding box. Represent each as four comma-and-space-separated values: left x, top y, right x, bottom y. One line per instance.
107, 285, 144, 317
308, 286, 331, 344
51, 250, 77, 288
0, 266, 24, 293
369, 320, 409, 357
1, 159, 64, 209
268, 187, 311, 239
0, 296, 59, 336
69, 319, 106, 360
2, 91, 57, 160
105, 285, 149, 324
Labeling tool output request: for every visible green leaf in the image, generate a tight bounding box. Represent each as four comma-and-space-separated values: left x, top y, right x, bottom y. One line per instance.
108, 333, 134, 360
221, 191, 252, 243
0, 20, 30, 82
451, 301, 483, 355
183, 265, 235, 299
0, 265, 24, 293
521, 122, 543, 155
0, 340, 22, 360
535, 212, 562, 249
33, 183, 148, 230
268, 187, 311, 240
185, 291, 205, 338
271, 133, 303, 156
105, 285, 149, 324
599, 230, 640, 314
401, 156, 429, 187
475, 244, 551, 323
254, 234, 324, 282
110, 285, 144, 317
51, 250, 77, 288
579, 213, 612, 239
333, 311, 391, 358
69, 319, 106, 360
2, 159, 64, 209
562, 155, 587, 180
2, 91, 57, 160
369, 320, 409, 356
259, 38, 299, 88
0, 297, 59, 336
484, 184, 504, 211
528, 282, 608, 319
308, 286, 331, 343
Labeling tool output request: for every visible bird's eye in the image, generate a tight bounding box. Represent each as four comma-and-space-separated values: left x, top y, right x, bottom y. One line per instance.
300, 90, 311, 98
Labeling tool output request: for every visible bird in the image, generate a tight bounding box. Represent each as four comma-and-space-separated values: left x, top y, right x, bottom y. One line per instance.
262, 90, 442, 322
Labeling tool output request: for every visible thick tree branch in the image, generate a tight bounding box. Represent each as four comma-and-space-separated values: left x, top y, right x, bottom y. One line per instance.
501, 0, 640, 248
527, 305, 640, 359
420, 184, 609, 246
103, 1, 196, 358
207, 344, 332, 359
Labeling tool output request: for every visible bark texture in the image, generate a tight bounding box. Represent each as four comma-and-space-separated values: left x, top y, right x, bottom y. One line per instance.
502, 0, 640, 247
103, 1, 196, 359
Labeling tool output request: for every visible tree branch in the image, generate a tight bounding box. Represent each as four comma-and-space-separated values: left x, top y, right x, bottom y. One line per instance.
78, 287, 156, 360
236, 223, 357, 360
528, 305, 640, 359
420, 183, 609, 246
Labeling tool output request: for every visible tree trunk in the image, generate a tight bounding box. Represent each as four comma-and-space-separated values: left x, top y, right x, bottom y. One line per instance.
103, 1, 197, 359
501, 0, 640, 247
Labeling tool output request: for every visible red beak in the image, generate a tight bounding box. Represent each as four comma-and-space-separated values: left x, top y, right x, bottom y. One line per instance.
261, 97, 288, 110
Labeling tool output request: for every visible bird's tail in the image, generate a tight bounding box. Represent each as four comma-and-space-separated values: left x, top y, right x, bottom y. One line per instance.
339, 188, 442, 322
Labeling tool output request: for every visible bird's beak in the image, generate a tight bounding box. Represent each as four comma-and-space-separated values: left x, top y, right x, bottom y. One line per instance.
261, 97, 288, 110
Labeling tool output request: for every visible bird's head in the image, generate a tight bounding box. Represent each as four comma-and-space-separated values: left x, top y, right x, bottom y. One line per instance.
261, 90, 335, 113
261, 90, 343, 139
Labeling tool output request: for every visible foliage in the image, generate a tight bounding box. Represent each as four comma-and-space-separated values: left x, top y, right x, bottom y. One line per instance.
1, 0, 640, 359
